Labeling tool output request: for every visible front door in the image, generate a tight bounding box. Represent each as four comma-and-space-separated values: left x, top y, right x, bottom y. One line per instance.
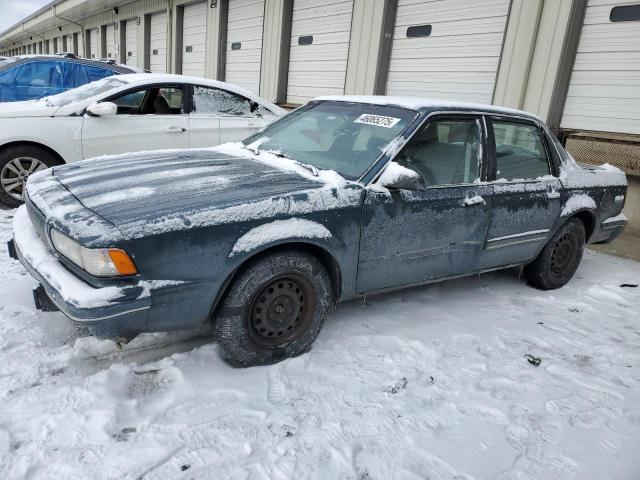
357, 115, 492, 292
81, 85, 189, 159
477, 118, 562, 269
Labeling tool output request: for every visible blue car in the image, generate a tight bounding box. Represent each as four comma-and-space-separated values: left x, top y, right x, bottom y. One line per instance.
0, 54, 140, 102
8, 97, 628, 366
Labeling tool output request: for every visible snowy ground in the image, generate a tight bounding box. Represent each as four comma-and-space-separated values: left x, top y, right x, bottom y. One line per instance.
0, 207, 639, 480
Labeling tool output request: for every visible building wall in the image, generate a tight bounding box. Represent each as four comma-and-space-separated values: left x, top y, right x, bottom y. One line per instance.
0, 0, 637, 138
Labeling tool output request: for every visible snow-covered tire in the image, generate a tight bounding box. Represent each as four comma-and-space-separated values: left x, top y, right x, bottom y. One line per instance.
0, 145, 60, 208
525, 217, 586, 290
214, 249, 333, 367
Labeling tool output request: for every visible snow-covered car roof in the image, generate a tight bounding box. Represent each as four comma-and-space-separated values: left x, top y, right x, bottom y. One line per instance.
315, 95, 542, 122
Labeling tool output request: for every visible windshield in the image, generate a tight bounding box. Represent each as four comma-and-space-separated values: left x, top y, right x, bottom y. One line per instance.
46, 76, 128, 106
243, 101, 418, 180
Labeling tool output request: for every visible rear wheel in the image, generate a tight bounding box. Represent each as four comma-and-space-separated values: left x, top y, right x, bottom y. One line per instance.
214, 250, 332, 367
0, 145, 60, 208
525, 218, 586, 290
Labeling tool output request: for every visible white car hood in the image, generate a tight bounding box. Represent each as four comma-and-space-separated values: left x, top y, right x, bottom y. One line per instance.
0, 99, 61, 118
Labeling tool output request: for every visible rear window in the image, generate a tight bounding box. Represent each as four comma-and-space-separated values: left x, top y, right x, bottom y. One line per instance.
492, 120, 551, 180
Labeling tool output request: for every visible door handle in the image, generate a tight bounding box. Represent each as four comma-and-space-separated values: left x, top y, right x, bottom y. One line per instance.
463, 195, 486, 206
546, 191, 560, 199
165, 126, 186, 133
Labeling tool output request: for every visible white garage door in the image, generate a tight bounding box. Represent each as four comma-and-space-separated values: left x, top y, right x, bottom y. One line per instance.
125, 19, 138, 66
286, 0, 354, 104
561, 0, 640, 134
90, 28, 98, 58
105, 24, 116, 59
225, 0, 265, 93
150, 11, 168, 73
386, 0, 511, 103
181, 2, 207, 77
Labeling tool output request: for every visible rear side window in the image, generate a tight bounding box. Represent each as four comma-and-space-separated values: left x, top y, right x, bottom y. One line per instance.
491, 120, 550, 180
192, 86, 253, 116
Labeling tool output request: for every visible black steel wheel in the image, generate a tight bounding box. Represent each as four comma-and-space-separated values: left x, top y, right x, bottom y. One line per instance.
214, 249, 332, 367
248, 274, 316, 349
525, 218, 586, 290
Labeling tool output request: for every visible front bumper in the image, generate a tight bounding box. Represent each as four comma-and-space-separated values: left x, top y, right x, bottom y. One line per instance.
593, 212, 628, 244
9, 206, 150, 338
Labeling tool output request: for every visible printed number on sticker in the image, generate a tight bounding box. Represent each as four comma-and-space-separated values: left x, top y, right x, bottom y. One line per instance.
354, 114, 401, 128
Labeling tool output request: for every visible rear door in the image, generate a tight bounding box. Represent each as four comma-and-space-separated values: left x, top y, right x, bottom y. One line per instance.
477, 117, 562, 270
357, 114, 492, 292
188, 84, 268, 147
81, 84, 189, 158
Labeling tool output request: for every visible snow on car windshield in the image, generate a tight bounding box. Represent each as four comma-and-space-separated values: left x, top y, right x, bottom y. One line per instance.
243, 101, 418, 180
46, 77, 128, 106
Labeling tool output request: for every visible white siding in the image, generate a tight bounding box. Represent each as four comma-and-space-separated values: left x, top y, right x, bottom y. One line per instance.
150, 11, 168, 73
286, 0, 354, 104
90, 28, 98, 58
105, 24, 116, 58
561, 0, 640, 134
125, 19, 138, 66
225, 0, 265, 93
181, 2, 207, 77
386, 0, 510, 103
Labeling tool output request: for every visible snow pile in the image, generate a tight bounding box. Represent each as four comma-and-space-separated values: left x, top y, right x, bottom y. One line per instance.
2, 207, 640, 479
561, 194, 597, 216
231, 218, 332, 255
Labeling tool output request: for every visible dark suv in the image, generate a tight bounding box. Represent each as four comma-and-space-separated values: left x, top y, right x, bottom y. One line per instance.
0, 54, 141, 102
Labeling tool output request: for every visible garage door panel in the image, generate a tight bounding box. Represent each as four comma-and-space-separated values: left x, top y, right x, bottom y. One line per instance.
150, 12, 167, 73
286, 0, 353, 104
386, 0, 509, 101
561, 0, 640, 134
181, 2, 206, 77
125, 19, 138, 66
225, 0, 264, 93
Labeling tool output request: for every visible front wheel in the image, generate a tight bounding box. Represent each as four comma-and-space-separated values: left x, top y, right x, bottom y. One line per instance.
214, 250, 333, 366
525, 218, 586, 290
0, 145, 60, 208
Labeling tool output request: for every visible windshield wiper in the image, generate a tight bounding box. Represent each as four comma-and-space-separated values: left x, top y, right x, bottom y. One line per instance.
241, 144, 261, 155
295, 161, 319, 177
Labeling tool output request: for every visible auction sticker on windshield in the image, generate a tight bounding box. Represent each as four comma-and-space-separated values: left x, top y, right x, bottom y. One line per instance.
354, 114, 401, 128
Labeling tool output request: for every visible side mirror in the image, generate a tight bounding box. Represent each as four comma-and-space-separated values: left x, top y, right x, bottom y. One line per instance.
378, 161, 425, 191
86, 102, 117, 117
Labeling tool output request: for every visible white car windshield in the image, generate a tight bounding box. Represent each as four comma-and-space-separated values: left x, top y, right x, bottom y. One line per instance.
46, 77, 129, 106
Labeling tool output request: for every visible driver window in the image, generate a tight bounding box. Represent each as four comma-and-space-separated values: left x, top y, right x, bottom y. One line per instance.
192, 86, 254, 117
396, 118, 482, 187
111, 86, 184, 115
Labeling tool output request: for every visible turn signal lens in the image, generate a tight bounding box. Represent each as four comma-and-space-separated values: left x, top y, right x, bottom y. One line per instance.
50, 229, 138, 277
108, 249, 138, 276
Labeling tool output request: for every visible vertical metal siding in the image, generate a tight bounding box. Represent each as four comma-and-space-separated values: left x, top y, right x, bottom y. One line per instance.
561, 0, 640, 134
386, 0, 511, 103
225, 0, 266, 93
286, 0, 355, 104
181, 2, 207, 76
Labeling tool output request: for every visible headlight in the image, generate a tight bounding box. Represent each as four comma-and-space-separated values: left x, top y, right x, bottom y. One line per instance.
50, 229, 137, 277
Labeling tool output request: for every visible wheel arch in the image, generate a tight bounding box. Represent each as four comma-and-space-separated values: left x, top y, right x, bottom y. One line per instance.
569, 209, 596, 242
210, 241, 343, 320
0, 140, 66, 165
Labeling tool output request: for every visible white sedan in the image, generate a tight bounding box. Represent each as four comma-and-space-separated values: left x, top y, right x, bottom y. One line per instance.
0, 73, 285, 207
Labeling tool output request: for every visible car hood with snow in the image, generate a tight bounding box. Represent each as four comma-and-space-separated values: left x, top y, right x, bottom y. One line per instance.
25, 146, 359, 244
0, 99, 60, 118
